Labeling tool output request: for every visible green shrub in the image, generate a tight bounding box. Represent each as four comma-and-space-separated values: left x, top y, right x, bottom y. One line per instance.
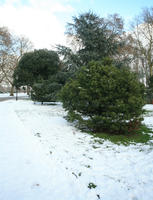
31, 80, 61, 103
60, 60, 145, 134
31, 71, 70, 103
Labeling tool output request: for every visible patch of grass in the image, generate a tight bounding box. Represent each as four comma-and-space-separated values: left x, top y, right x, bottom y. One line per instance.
88, 182, 97, 189
143, 109, 152, 114
78, 172, 82, 176
90, 125, 153, 145
34, 132, 41, 137
143, 109, 153, 117
85, 165, 91, 168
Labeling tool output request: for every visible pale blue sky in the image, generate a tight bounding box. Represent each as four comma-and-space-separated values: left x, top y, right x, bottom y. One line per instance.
56, 0, 153, 27
0, 0, 152, 48
68, 0, 153, 17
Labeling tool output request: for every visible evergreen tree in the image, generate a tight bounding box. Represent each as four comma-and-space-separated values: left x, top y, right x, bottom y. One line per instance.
57, 11, 124, 72
31, 71, 71, 103
60, 59, 145, 134
13, 49, 60, 87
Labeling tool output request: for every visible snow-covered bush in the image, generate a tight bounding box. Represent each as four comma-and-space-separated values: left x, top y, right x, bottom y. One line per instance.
60, 60, 145, 134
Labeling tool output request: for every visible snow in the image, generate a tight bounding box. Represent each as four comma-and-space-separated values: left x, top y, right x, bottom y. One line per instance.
143, 104, 153, 130
0, 92, 29, 97
0, 99, 153, 200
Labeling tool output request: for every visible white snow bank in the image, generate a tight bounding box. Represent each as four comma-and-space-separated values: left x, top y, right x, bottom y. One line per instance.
143, 104, 153, 130
0, 101, 78, 200
0, 93, 29, 97
0, 100, 153, 200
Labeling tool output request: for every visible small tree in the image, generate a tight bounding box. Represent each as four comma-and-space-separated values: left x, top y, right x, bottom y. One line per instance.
31, 71, 70, 103
60, 60, 145, 134
13, 49, 60, 87
31, 80, 61, 103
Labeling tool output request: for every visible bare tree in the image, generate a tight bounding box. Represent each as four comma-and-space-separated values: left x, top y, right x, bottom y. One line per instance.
0, 27, 33, 95
0, 27, 12, 85
130, 7, 153, 84
0, 27, 11, 48
12, 35, 33, 59
114, 32, 136, 66
9, 35, 33, 95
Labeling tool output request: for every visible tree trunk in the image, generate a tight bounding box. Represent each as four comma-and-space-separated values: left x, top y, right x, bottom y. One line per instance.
27, 86, 30, 95
10, 85, 14, 96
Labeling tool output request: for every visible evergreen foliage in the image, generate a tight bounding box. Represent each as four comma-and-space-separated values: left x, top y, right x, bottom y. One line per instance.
60, 60, 145, 134
57, 11, 124, 72
31, 80, 61, 103
13, 49, 60, 87
31, 71, 70, 103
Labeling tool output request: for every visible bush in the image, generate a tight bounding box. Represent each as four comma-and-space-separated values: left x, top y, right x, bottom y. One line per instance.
13, 49, 60, 87
60, 60, 145, 134
31, 71, 70, 103
31, 80, 62, 103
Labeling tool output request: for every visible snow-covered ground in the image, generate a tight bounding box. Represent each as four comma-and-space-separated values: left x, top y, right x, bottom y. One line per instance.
0, 92, 29, 97
0, 99, 153, 200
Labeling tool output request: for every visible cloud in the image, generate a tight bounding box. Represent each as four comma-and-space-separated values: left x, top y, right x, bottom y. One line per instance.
0, 0, 74, 49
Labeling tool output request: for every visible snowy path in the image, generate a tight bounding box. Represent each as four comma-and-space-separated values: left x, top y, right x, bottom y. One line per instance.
0, 101, 77, 200
0, 100, 153, 200
0, 93, 29, 102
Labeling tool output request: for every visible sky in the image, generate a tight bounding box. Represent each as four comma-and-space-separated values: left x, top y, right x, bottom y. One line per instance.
0, 0, 152, 49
